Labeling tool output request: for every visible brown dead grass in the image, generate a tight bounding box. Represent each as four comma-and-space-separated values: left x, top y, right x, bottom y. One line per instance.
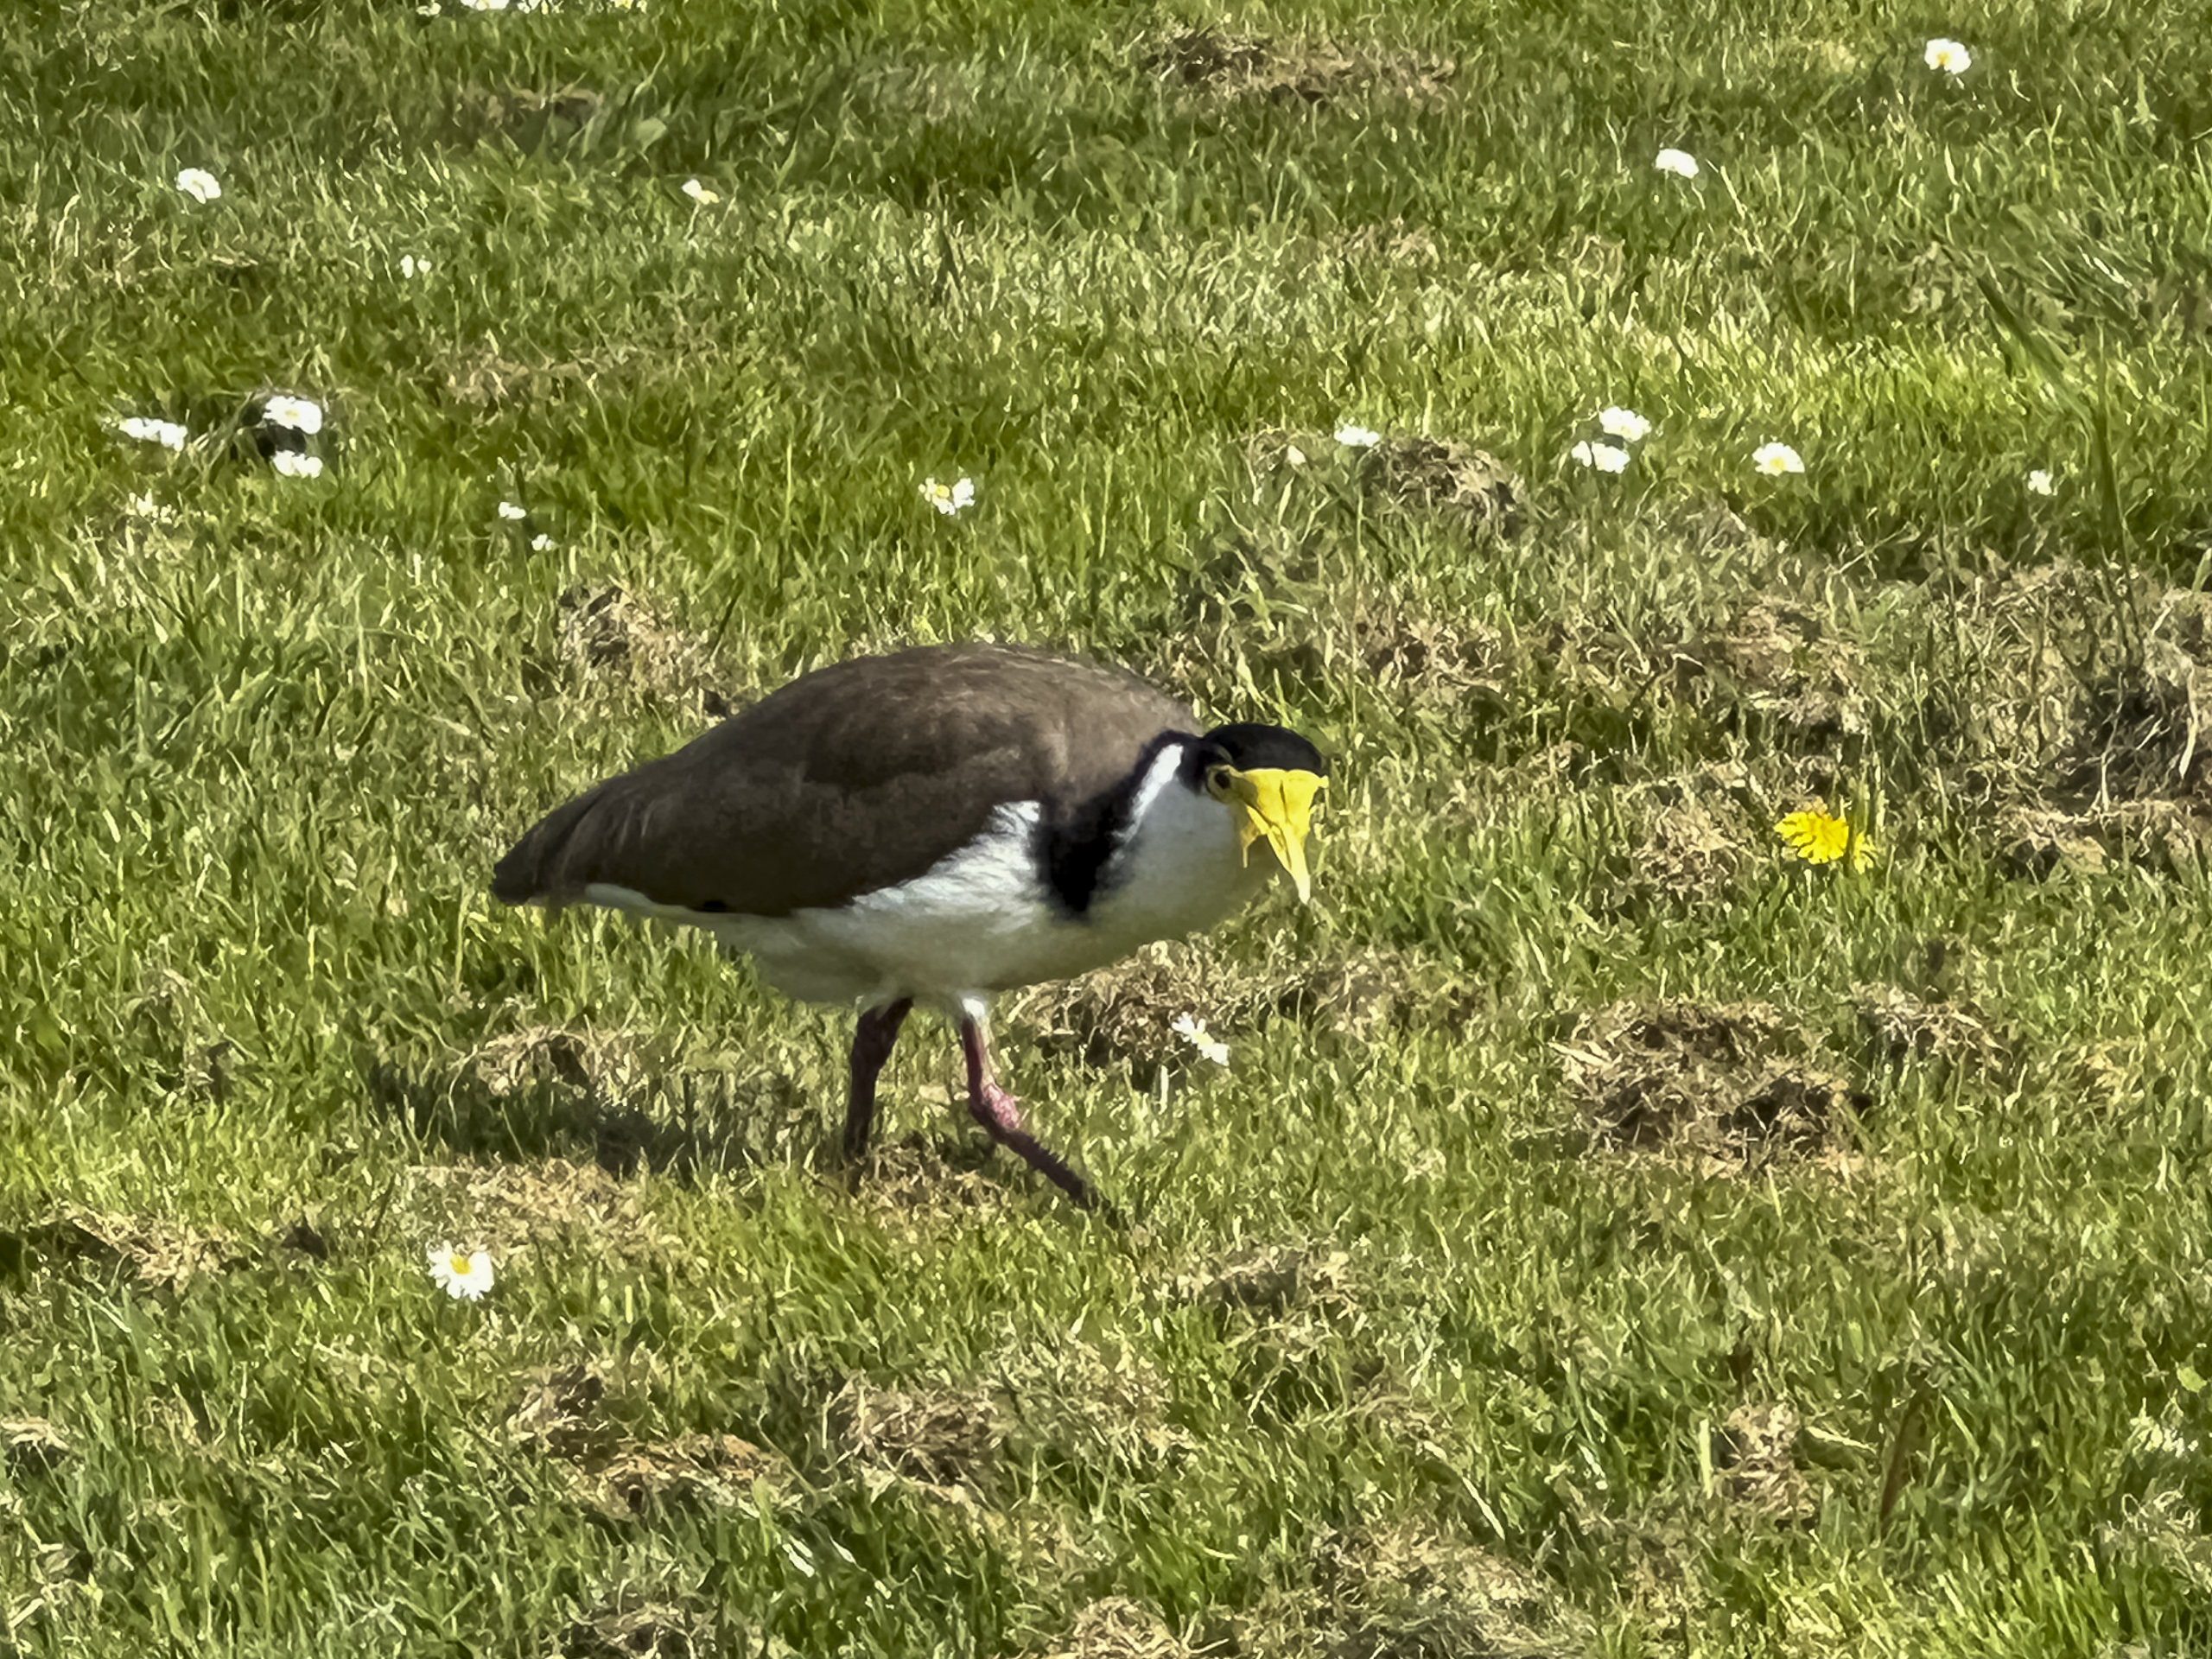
844, 1132, 1019, 1230
1684, 597, 1869, 750
1926, 566, 2212, 869
1237, 429, 1522, 538
1144, 28, 1455, 105
3, 1418, 70, 1475
407, 1158, 676, 1260
831, 1343, 1191, 1502
1009, 940, 1459, 1088
1337, 219, 1441, 267
36, 1209, 246, 1293
832, 1378, 1001, 1489
1853, 984, 2008, 1074
1033, 1598, 1202, 1659
1239, 1523, 1564, 1658
1178, 1242, 1357, 1316
1369, 436, 1523, 535
1597, 771, 1752, 911
506, 1360, 791, 1522
1559, 1001, 1869, 1166
584, 1433, 784, 1522
550, 583, 732, 720
992, 1340, 1195, 1469
554, 1592, 716, 1659
1716, 1402, 1817, 1526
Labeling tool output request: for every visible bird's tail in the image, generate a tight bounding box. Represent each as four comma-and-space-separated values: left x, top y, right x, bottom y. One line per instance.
489, 783, 617, 906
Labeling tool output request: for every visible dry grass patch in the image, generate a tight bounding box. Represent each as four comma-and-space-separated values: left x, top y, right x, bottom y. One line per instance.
553, 1591, 716, 1659
550, 583, 733, 719
845, 1131, 1020, 1229
1336, 219, 1441, 267
1009, 940, 1452, 1088
582, 1433, 785, 1523
833, 1377, 1001, 1491
407, 1158, 676, 1261
1853, 984, 2008, 1074
438, 341, 632, 408
1144, 28, 1454, 105
1598, 771, 1752, 911
2063, 587, 2212, 804
1242, 1523, 1564, 1657
1929, 567, 2212, 869
1178, 1242, 1356, 1316
2, 1418, 69, 1476
1685, 597, 1869, 751
1367, 436, 1522, 536
1032, 1597, 1203, 1659
506, 1362, 790, 1522
992, 1340, 1195, 1468
1715, 1402, 1816, 1526
1560, 1001, 1869, 1166
14, 1209, 248, 1294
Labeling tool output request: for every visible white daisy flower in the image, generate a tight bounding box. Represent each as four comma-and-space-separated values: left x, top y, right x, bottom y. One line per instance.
418, 3, 440, 13
1571, 440, 1631, 474
2026, 468, 2056, 496
1924, 38, 1971, 75
461, 0, 510, 10
681, 178, 720, 205
920, 476, 976, 516
1598, 406, 1651, 442
426, 1242, 496, 1300
174, 168, 221, 203
498, 500, 528, 520
400, 253, 431, 278
271, 450, 322, 479
1171, 1014, 1230, 1069
1752, 441, 1806, 475
1654, 148, 1699, 180
118, 416, 188, 450
1334, 423, 1382, 448
1284, 445, 1307, 467
262, 394, 322, 435
531, 533, 556, 551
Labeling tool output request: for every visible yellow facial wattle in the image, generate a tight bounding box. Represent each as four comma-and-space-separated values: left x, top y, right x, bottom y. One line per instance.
1225, 766, 1326, 901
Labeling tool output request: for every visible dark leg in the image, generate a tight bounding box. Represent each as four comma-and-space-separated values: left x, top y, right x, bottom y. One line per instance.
957, 1016, 1096, 1211
844, 999, 912, 1161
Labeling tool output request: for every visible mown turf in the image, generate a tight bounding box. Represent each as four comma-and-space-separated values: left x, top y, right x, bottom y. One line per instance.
5, 0, 2212, 1654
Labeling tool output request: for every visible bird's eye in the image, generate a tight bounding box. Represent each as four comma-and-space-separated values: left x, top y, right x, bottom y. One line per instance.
1205, 766, 1235, 798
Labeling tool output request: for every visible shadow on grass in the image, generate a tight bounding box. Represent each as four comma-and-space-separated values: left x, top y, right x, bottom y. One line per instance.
363, 1042, 817, 1183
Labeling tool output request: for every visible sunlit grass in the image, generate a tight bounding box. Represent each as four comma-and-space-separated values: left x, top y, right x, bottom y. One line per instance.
4, 1, 2212, 1654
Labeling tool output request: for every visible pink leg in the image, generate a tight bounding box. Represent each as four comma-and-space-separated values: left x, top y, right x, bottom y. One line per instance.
957, 1017, 1096, 1210
843, 1000, 912, 1161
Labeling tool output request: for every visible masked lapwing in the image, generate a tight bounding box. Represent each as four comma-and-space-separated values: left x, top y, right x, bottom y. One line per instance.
491, 641, 1327, 1210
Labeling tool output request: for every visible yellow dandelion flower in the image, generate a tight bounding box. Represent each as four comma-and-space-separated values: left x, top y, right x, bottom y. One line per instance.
1775, 808, 1876, 870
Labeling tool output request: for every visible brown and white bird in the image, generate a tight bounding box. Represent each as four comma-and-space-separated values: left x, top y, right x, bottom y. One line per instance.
490, 641, 1327, 1210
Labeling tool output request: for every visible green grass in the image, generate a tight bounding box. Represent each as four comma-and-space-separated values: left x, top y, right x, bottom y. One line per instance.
5, 0, 2212, 1653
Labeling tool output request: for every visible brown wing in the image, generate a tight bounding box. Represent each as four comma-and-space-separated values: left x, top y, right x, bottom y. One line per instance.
490, 643, 1195, 917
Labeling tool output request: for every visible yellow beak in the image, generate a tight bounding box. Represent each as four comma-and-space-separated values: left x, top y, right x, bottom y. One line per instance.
1225, 766, 1326, 902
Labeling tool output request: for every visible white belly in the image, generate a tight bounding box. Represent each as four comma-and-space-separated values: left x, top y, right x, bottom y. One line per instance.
583, 784, 1274, 1010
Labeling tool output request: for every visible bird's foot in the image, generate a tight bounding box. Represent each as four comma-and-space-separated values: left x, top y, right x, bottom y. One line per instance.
957, 1017, 1097, 1211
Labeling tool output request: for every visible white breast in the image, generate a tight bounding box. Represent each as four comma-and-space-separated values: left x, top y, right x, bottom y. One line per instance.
583, 748, 1274, 1010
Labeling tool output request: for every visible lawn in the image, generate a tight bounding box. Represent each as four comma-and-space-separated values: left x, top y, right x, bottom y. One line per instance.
4, 0, 2212, 1653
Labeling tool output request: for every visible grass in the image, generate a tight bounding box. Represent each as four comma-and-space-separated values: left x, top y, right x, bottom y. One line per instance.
4, 0, 2212, 1652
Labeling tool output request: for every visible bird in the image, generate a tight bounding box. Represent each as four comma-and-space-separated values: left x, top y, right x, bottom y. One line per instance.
490, 641, 1328, 1211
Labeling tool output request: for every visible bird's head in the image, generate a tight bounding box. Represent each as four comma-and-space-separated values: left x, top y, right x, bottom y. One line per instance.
1188, 723, 1330, 901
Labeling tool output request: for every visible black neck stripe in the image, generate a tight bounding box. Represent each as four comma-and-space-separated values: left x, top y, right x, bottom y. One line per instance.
1039, 731, 1197, 917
